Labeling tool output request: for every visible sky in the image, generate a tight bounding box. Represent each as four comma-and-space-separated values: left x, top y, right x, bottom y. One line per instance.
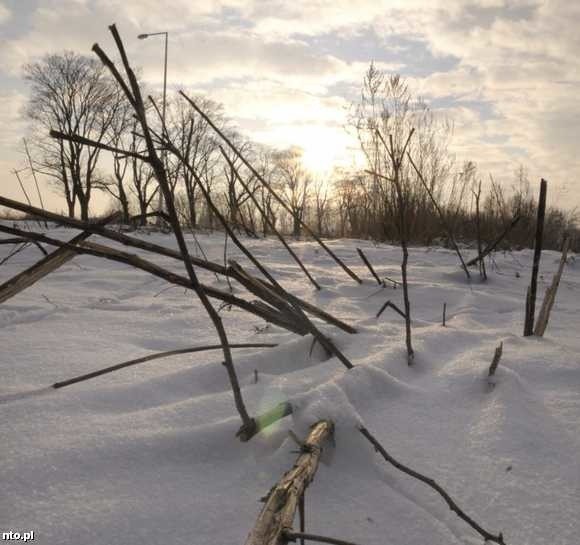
0, 0, 579, 215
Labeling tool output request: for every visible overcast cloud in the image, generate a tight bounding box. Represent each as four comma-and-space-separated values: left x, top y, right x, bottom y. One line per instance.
0, 0, 578, 212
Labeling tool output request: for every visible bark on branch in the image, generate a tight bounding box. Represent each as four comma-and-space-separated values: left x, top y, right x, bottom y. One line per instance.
358, 426, 507, 545
245, 420, 334, 545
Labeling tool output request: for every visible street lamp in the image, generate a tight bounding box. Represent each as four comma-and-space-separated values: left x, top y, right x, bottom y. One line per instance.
138, 31, 168, 221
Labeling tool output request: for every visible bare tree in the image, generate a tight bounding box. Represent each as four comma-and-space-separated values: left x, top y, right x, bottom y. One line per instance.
166, 95, 222, 228
24, 51, 122, 219
94, 97, 134, 222
274, 147, 311, 237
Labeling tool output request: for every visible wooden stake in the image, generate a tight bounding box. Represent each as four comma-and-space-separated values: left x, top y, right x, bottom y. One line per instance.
524, 179, 547, 336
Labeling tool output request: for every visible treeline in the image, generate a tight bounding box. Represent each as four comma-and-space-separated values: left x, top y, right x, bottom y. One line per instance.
21, 53, 578, 252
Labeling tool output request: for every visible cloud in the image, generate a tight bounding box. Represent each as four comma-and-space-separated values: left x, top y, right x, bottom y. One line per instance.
0, 4, 11, 25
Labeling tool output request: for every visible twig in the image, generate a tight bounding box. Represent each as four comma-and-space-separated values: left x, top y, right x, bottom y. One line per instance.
358, 426, 507, 545
52, 343, 277, 389
466, 215, 521, 267
0, 213, 119, 304
220, 146, 321, 291
488, 342, 503, 378
376, 300, 406, 320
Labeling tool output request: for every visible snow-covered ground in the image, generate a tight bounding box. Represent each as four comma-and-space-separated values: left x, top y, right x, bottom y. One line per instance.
1, 227, 579, 545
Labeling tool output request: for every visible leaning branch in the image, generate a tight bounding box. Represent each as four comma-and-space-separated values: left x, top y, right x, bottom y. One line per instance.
179, 91, 362, 284
466, 215, 521, 267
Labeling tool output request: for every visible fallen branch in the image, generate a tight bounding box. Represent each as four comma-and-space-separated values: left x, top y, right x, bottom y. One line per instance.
466, 215, 521, 267
0, 198, 356, 334
358, 426, 506, 545
245, 421, 334, 545
0, 213, 119, 304
376, 300, 406, 320
51, 344, 277, 389
179, 91, 362, 285
0, 226, 308, 335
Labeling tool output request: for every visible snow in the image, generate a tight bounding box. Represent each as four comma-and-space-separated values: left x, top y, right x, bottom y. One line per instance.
1, 226, 579, 545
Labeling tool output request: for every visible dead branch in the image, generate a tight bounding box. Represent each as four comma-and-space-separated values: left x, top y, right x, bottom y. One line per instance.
245, 421, 334, 545
466, 215, 521, 267
50, 129, 149, 162
229, 261, 355, 370
0, 197, 356, 334
376, 300, 406, 320
358, 426, 506, 545
220, 146, 321, 291
0, 213, 119, 304
534, 236, 570, 336
0, 225, 308, 335
178, 91, 362, 284
356, 247, 382, 285
488, 342, 503, 377
52, 343, 277, 389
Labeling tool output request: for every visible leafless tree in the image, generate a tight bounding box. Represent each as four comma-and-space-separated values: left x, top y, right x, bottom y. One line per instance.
274, 147, 311, 237
24, 51, 122, 219
165, 95, 222, 228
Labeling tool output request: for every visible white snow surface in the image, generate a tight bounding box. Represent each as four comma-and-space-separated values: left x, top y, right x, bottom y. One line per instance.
1, 226, 579, 545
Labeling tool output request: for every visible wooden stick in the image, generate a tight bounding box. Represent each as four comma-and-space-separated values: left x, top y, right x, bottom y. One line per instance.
0, 213, 119, 305
178, 91, 362, 284
0, 226, 308, 335
283, 531, 361, 545
0, 198, 355, 334
376, 300, 406, 320
442, 302, 447, 327
356, 247, 382, 285
534, 236, 570, 336
244, 421, 334, 544
524, 179, 547, 336
488, 341, 503, 377
51, 344, 277, 389
466, 215, 521, 267
358, 426, 506, 545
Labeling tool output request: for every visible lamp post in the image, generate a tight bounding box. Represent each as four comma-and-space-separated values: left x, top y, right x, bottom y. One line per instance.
138, 31, 168, 221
